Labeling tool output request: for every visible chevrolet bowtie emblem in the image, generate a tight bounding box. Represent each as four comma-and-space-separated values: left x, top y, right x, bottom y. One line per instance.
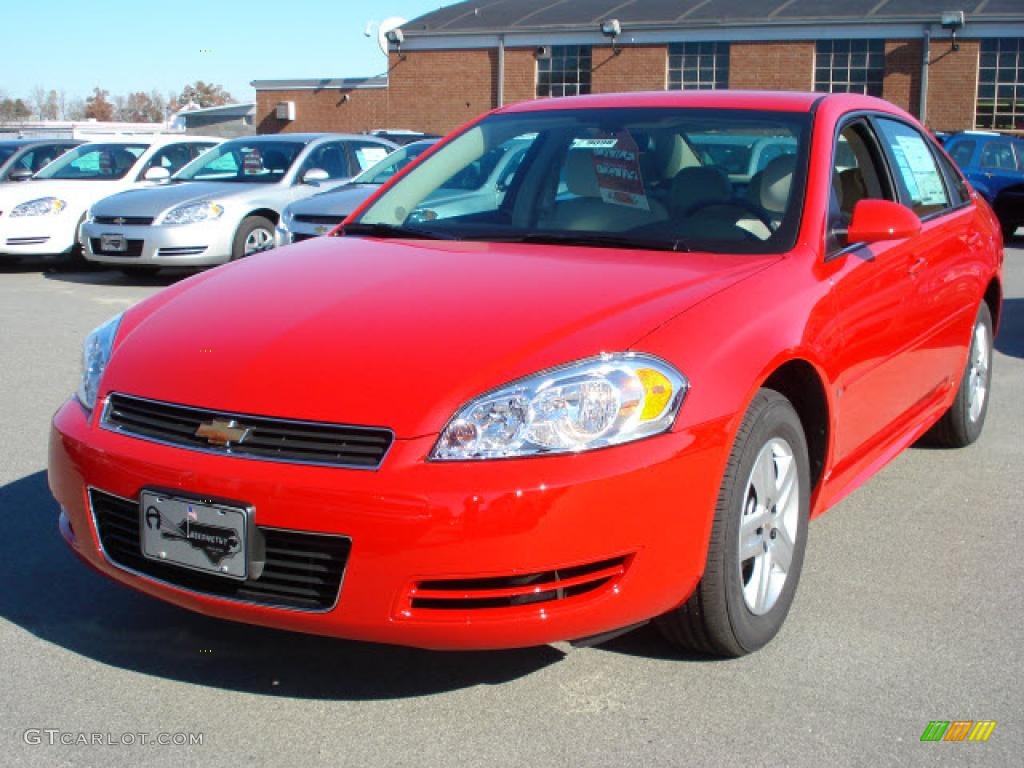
195, 418, 251, 446
113, 217, 126, 225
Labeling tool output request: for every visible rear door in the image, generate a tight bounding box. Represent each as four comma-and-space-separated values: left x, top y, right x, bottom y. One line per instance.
871, 117, 978, 408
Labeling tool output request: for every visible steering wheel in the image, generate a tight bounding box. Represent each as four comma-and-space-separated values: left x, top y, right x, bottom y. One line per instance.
679, 198, 775, 231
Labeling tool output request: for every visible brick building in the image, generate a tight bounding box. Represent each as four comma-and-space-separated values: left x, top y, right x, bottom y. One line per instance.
254, 0, 1024, 136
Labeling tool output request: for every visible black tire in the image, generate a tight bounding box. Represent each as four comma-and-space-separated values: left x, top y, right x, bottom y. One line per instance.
231, 216, 275, 261
1001, 222, 1018, 241
927, 302, 993, 448
656, 389, 810, 657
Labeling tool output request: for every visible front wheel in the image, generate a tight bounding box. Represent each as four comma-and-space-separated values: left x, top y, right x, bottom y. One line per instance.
656, 389, 810, 657
231, 216, 276, 261
927, 302, 993, 448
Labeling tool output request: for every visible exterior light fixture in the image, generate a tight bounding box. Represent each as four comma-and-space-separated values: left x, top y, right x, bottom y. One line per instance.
941, 11, 965, 52
386, 27, 405, 57
600, 18, 622, 55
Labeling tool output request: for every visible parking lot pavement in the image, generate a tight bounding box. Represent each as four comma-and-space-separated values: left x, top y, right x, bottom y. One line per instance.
1, 250, 1021, 768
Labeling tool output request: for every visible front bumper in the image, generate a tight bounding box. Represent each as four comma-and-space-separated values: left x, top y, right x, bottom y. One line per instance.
81, 219, 235, 267
0, 210, 78, 255
49, 397, 729, 650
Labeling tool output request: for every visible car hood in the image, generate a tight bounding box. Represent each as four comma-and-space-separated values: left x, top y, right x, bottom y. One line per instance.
287, 184, 379, 217
105, 237, 778, 438
90, 181, 298, 217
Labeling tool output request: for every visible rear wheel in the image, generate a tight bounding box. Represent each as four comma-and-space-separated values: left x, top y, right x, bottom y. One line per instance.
928, 302, 993, 448
231, 216, 275, 261
656, 389, 810, 657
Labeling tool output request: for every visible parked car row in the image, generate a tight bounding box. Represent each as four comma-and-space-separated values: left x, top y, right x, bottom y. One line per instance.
0, 132, 399, 270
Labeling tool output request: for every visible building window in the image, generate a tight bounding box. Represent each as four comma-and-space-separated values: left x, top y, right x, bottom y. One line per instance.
667, 42, 730, 90
537, 45, 592, 98
976, 38, 1024, 130
814, 39, 884, 97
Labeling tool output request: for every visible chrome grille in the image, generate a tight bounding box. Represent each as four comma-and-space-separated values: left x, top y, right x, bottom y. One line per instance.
93, 215, 154, 225
103, 393, 393, 469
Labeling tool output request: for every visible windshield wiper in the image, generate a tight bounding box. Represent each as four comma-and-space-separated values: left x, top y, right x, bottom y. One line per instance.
481, 232, 690, 252
340, 222, 462, 240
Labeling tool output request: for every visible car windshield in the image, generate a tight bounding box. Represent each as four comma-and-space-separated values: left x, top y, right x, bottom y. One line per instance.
354, 108, 810, 254
352, 142, 435, 185
34, 143, 147, 180
173, 140, 305, 184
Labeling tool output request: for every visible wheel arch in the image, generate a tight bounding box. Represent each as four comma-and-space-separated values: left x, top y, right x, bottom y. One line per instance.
984, 276, 1002, 334
243, 208, 279, 225
759, 359, 831, 503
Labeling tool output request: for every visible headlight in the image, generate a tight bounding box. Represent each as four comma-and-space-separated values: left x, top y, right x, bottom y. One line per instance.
10, 197, 66, 217
432, 353, 687, 460
77, 313, 123, 411
161, 200, 224, 225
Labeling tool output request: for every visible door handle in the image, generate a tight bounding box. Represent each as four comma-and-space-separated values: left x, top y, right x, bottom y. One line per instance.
908, 257, 927, 277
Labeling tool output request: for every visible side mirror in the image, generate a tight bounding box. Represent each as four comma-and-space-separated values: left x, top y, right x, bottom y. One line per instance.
302, 168, 330, 184
847, 199, 921, 244
144, 166, 171, 181
7, 168, 33, 182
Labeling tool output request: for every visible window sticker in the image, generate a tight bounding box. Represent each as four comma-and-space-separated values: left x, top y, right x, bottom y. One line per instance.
241, 148, 263, 175
571, 138, 619, 149
355, 146, 389, 169
891, 135, 946, 206
590, 131, 650, 211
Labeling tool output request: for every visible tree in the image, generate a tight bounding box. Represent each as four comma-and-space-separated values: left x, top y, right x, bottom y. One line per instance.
121, 91, 166, 122
170, 81, 234, 112
0, 97, 32, 121
84, 87, 114, 121
65, 97, 86, 121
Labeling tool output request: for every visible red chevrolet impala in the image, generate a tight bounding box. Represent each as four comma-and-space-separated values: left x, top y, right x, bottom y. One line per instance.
49, 91, 1002, 656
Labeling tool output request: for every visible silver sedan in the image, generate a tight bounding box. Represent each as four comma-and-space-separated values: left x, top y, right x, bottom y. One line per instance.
81, 134, 396, 272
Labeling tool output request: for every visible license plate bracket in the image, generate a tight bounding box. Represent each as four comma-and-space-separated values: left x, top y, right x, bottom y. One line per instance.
100, 233, 127, 253
140, 491, 250, 580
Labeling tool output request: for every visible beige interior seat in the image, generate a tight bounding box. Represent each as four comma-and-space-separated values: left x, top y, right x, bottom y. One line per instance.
543, 149, 666, 231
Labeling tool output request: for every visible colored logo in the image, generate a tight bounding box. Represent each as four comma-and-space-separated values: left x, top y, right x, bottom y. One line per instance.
195, 418, 251, 447
921, 721, 997, 742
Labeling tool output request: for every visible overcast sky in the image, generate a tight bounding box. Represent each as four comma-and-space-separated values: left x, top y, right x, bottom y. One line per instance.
0, 0, 451, 104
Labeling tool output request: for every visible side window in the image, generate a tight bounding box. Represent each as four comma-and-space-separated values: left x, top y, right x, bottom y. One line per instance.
190, 142, 218, 160
947, 139, 975, 168
298, 142, 351, 180
980, 141, 1016, 170
143, 144, 198, 176
934, 148, 971, 206
348, 142, 392, 173
874, 118, 950, 218
828, 120, 893, 250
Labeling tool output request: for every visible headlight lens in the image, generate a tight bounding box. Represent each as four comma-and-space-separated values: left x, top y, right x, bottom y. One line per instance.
77, 313, 123, 411
161, 200, 224, 225
11, 197, 66, 217
432, 353, 687, 460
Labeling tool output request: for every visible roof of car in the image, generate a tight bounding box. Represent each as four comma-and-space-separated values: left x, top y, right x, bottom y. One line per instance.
218, 133, 397, 144
0, 137, 81, 148
500, 89, 887, 114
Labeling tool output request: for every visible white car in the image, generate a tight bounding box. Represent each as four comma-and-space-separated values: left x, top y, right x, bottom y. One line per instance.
0, 136, 220, 261
81, 133, 396, 272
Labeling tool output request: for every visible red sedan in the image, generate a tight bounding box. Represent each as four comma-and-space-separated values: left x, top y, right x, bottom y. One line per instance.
49, 91, 1002, 656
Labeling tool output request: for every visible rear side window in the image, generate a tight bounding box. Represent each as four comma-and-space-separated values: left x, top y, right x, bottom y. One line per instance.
980, 141, 1017, 170
947, 139, 975, 167
874, 118, 950, 218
